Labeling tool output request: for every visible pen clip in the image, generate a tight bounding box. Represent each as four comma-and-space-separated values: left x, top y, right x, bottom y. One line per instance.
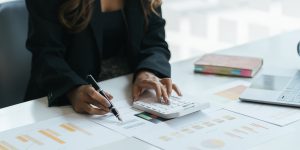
86, 75, 100, 91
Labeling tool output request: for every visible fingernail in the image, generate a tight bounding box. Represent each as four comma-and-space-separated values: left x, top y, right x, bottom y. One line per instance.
133, 96, 137, 101
105, 101, 111, 107
166, 99, 170, 105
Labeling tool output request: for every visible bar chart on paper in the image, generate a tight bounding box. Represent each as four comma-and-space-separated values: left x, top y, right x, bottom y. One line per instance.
90, 107, 166, 137
136, 110, 290, 150
197, 81, 250, 112
225, 101, 300, 126
215, 85, 247, 100
0, 114, 125, 150
200, 81, 249, 108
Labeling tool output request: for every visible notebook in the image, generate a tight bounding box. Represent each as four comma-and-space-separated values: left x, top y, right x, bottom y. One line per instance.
194, 54, 263, 77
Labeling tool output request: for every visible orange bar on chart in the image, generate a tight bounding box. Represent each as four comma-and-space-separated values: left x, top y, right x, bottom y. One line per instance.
251, 123, 269, 130
225, 132, 243, 139
0, 144, 8, 150
67, 123, 92, 135
223, 115, 236, 120
215, 85, 247, 100
16, 136, 28, 143
0, 141, 17, 150
46, 129, 60, 136
0, 143, 8, 150
38, 130, 65, 144
23, 135, 43, 145
60, 124, 76, 132
242, 126, 257, 133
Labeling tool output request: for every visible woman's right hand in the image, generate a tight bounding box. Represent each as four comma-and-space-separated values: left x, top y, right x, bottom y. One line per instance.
67, 85, 113, 115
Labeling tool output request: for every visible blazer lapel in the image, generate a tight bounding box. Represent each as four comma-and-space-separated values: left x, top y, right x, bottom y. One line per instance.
89, 0, 145, 61
123, 0, 145, 60
90, 0, 103, 57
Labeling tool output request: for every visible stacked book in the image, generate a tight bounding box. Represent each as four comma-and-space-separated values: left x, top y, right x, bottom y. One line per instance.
194, 54, 263, 78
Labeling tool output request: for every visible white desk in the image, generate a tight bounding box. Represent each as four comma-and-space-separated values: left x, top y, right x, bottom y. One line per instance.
1, 31, 300, 149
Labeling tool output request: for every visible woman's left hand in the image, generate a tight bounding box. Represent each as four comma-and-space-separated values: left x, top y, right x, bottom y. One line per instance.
132, 71, 182, 104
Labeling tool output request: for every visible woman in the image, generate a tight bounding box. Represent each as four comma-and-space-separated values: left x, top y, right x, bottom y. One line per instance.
25, 0, 181, 115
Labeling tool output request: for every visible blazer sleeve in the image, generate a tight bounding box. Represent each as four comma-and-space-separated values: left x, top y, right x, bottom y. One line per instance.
135, 6, 171, 78
25, 0, 87, 106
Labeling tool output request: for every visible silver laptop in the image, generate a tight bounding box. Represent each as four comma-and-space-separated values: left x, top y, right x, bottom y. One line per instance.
240, 71, 300, 107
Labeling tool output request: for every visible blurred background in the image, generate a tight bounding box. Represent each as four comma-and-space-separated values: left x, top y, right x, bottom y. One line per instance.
162, 0, 300, 62
1, 0, 300, 62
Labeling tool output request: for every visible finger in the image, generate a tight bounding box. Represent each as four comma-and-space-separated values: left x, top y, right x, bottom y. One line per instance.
139, 79, 162, 102
132, 85, 141, 102
90, 101, 110, 112
152, 82, 162, 102
161, 79, 172, 97
83, 104, 109, 115
104, 91, 113, 100
172, 84, 182, 96
86, 86, 110, 108
161, 85, 169, 104
71, 104, 85, 114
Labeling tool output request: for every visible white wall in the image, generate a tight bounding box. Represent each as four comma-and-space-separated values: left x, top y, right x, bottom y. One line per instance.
164, 0, 300, 62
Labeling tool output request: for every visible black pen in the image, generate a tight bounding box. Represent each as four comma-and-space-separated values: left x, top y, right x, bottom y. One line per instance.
86, 75, 123, 122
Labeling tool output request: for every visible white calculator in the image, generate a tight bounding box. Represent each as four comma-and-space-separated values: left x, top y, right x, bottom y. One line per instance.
133, 90, 209, 119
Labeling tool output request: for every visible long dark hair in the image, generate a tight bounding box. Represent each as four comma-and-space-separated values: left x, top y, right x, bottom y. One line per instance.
59, 0, 162, 33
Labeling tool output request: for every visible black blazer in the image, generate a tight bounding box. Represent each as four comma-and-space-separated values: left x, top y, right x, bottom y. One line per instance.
24, 0, 171, 106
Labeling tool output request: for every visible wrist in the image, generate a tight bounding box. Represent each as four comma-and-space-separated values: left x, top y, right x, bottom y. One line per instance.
135, 68, 156, 77
66, 85, 82, 103
134, 70, 155, 81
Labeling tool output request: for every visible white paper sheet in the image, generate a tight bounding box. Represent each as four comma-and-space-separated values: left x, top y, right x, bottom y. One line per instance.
0, 113, 125, 150
89, 137, 159, 150
135, 110, 291, 150
199, 80, 250, 113
90, 93, 211, 137
225, 101, 300, 126
90, 106, 167, 137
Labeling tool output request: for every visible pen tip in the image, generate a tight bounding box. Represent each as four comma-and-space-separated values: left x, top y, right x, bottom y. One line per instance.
117, 116, 123, 122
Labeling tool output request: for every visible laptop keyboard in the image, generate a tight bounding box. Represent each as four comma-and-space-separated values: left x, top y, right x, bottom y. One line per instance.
278, 72, 300, 103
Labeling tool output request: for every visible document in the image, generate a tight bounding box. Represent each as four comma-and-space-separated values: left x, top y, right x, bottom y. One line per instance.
89, 137, 159, 150
0, 113, 125, 150
90, 106, 169, 137
225, 101, 300, 126
199, 80, 250, 112
135, 110, 291, 150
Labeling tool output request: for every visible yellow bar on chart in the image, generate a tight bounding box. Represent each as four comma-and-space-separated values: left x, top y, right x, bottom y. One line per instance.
66, 123, 92, 135
16, 136, 28, 143
0, 144, 8, 150
23, 135, 43, 145
203, 122, 215, 127
223, 115, 236, 120
233, 129, 248, 135
159, 136, 172, 142
46, 129, 60, 136
38, 130, 65, 144
0, 141, 17, 150
215, 85, 247, 100
60, 124, 76, 132
251, 123, 269, 130
225, 132, 243, 139
242, 126, 257, 133
192, 125, 204, 130
0, 143, 8, 150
